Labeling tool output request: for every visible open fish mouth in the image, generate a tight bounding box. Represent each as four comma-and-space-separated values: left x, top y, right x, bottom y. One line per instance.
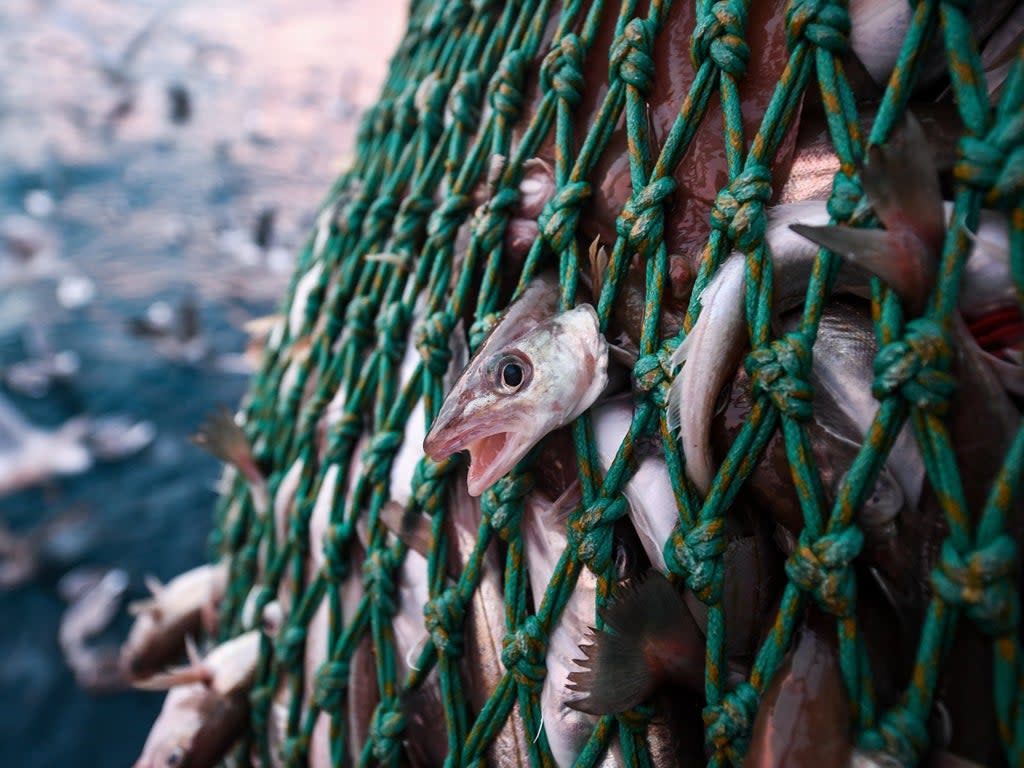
424, 418, 531, 496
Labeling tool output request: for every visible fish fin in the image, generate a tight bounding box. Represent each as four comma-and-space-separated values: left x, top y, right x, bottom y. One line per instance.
666, 371, 683, 437
378, 501, 433, 559
126, 598, 157, 617
550, 480, 582, 524
191, 407, 264, 487
860, 113, 945, 253
184, 635, 203, 667
133, 661, 210, 690
566, 571, 704, 715
143, 574, 165, 597
588, 235, 608, 298
608, 342, 639, 367
789, 224, 929, 308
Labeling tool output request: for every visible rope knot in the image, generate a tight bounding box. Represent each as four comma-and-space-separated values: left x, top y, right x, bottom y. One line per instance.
424, 589, 467, 656
484, 473, 534, 539
709, 165, 771, 250
428, 193, 473, 239
375, 302, 411, 362
955, 122, 1023, 207
872, 318, 956, 415
931, 535, 1019, 635
610, 19, 656, 94
473, 187, 521, 255
415, 311, 456, 378
313, 660, 350, 710
362, 549, 398, 615
785, 0, 851, 53
541, 34, 585, 105
538, 181, 592, 253
860, 706, 930, 765
691, 0, 751, 75
785, 525, 865, 616
470, 311, 500, 350
615, 176, 676, 255
703, 681, 759, 758
450, 70, 484, 133
322, 521, 352, 583
501, 616, 548, 689
369, 701, 408, 762
745, 332, 814, 421
411, 455, 459, 510
414, 74, 447, 142
275, 624, 307, 669
665, 518, 726, 602
632, 348, 672, 406
344, 296, 376, 343
568, 494, 628, 573
827, 169, 862, 221
283, 735, 309, 768
489, 50, 528, 122
363, 429, 403, 485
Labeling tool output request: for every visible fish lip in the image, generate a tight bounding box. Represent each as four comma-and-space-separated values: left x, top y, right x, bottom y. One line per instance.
423, 416, 533, 496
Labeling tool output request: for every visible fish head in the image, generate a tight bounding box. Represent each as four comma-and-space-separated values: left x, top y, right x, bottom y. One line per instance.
134, 685, 205, 768
424, 304, 608, 496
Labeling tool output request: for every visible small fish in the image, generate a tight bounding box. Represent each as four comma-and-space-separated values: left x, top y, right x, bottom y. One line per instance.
121, 561, 229, 681
566, 570, 706, 716
0, 392, 92, 497
521, 476, 629, 768
744, 610, 852, 767
133, 682, 249, 768
424, 273, 608, 496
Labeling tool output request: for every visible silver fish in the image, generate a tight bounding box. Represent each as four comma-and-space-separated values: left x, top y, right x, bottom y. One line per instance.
121, 561, 229, 681
521, 484, 622, 768
424, 273, 608, 496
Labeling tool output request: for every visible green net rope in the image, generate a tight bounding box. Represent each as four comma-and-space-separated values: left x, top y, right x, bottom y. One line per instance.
206, 0, 1024, 765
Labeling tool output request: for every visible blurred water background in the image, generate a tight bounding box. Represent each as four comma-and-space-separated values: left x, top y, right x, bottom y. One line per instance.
0, 1, 403, 765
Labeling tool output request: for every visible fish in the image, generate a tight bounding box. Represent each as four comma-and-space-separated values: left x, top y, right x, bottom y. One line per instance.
0, 391, 92, 497
121, 561, 229, 681
793, 114, 1022, 767
136, 630, 261, 695
520, 477, 628, 768
744, 609, 852, 767
134, 683, 246, 768
591, 398, 783, 662
566, 570, 706, 715
672, 199, 1013, 497
424, 273, 608, 496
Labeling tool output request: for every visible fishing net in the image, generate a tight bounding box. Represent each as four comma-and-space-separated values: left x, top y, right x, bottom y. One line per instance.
209, 0, 1024, 765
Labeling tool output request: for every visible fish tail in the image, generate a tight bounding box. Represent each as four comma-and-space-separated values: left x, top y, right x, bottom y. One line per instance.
192, 407, 263, 487
789, 113, 947, 311
566, 571, 704, 715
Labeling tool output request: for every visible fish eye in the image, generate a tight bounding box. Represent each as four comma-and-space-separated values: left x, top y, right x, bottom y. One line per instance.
495, 355, 530, 394
165, 748, 185, 767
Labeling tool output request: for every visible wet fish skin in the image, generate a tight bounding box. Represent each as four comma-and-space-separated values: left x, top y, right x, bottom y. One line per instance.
744, 610, 852, 768
133, 682, 249, 768
424, 273, 608, 497
121, 561, 229, 681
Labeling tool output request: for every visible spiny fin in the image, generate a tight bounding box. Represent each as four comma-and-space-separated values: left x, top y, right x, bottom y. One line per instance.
588, 235, 608, 298
788, 224, 930, 309
184, 635, 203, 667
143, 574, 165, 598
566, 570, 705, 715
550, 479, 582, 524
378, 501, 433, 559
861, 112, 944, 253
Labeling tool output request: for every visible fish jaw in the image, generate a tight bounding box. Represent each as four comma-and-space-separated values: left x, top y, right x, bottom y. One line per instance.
425, 304, 608, 497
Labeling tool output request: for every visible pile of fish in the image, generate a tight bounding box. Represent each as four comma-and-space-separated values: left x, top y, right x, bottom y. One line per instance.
122, 2, 1022, 767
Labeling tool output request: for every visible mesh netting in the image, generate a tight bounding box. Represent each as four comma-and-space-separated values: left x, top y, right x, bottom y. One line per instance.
208, 0, 1023, 765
